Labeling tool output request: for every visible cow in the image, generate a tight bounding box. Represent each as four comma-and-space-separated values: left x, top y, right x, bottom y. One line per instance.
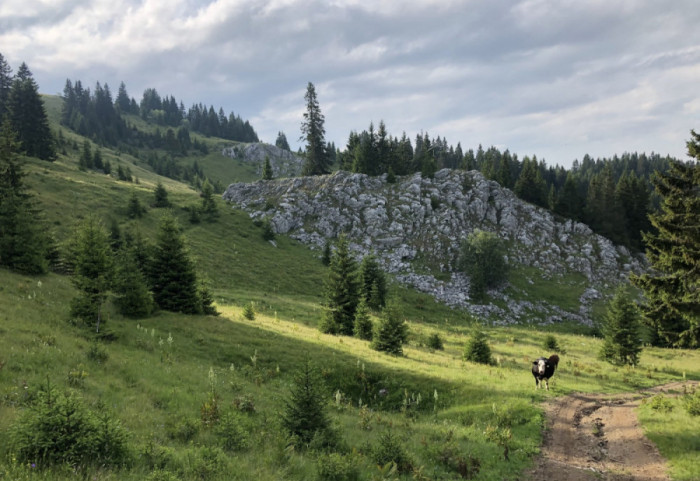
532, 354, 560, 390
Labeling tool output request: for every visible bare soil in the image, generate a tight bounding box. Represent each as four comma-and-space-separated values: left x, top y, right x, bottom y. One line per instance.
525, 381, 698, 481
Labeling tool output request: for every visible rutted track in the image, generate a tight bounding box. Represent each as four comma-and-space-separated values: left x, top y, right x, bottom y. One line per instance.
527, 382, 697, 481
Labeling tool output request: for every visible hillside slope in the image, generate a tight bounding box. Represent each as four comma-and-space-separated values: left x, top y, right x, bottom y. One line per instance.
223, 169, 646, 326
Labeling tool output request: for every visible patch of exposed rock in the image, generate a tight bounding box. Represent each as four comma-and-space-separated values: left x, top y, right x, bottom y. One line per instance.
222, 143, 304, 178
222, 169, 645, 325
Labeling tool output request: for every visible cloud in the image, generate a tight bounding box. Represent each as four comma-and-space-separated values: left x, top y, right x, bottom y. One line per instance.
1, 0, 699, 165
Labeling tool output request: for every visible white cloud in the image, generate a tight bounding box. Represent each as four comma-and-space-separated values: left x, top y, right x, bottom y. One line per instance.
1, 0, 699, 165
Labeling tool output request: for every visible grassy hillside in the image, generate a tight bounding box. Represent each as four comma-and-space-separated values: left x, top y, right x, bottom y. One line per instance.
0, 96, 698, 480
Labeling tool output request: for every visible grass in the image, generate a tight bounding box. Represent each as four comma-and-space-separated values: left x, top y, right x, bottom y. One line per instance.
638, 387, 700, 481
1, 96, 698, 480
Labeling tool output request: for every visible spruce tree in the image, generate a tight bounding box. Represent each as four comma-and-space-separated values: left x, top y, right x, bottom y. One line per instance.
319, 235, 360, 335
113, 245, 154, 318
631, 138, 700, 348
149, 213, 200, 314
0, 119, 48, 274
599, 288, 642, 366
153, 181, 170, 208
262, 156, 273, 180
275, 131, 290, 151
371, 302, 408, 355
200, 179, 217, 216
6, 63, 55, 160
126, 190, 144, 219
359, 253, 387, 310
198, 279, 219, 316
463, 329, 492, 365
0, 52, 12, 118
69, 216, 113, 332
281, 358, 334, 448
300, 82, 330, 176
353, 299, 374, 340
321, 240, 331, 266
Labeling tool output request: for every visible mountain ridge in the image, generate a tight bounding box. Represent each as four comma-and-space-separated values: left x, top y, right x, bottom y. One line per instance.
223, 168, 646, 326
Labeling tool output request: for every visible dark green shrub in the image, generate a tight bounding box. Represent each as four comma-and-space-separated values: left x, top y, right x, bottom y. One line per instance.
371, 431, 413, 474
457, 230, 509, 301
261, 218, 275, 241
281, 359, 335, 449
243, 302, 256, 320
463, 330, 492, 365
316, 452, 360, 481
166, 417, 199, 443
215, 412, 249, 451
86, 342, 108, 363
353, 300, 374, 340
427, 333, 444, 350
10, 383, 130, 468
599, 288, 642, 366
371, 304, 408, 356
542, 334, 559, 351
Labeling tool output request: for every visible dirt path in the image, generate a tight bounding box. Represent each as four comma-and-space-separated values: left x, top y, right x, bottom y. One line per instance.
526, 381, 698, 481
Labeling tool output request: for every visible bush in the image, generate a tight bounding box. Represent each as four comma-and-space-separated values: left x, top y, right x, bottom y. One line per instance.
463, 330, 492, 365
261, 218, 275, 241
316, 452, 360, 481
243, 302, 255, 320
682, 388, 700, 416
166, 417, 199, 442
353, 300, 374, 341
457, 230, 508, 301
215, 411, 249, 451
371, 303, 408, 356
371, 431, 413, 474
281, 359, 335, 449
649, 394, 674, 413
10, 383, 130, 468
86, 342, 109, 363
427, 333, 444, 350
542, 334, 560, 352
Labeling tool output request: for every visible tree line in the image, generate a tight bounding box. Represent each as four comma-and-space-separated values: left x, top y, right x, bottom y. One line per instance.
61, 79, 258, 150
0, 53, 55, 161
298, 82, 675, 253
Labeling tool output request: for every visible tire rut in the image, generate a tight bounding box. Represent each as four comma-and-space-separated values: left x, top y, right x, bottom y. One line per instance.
525, 381, 697, 481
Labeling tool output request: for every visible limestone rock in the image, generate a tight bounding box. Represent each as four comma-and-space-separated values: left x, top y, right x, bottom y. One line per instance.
222, 169, 646, 325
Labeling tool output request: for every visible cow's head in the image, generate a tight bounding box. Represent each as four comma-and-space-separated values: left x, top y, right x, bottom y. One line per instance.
536, 359, 547, 375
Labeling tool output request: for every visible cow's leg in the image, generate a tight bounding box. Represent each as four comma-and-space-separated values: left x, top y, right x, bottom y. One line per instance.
545, 379, 549, 391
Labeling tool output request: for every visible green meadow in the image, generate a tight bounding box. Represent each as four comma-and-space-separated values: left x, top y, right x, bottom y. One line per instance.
0, 97, 698, 480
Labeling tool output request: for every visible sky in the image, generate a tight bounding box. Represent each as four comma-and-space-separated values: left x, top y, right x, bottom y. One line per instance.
2, 0, 699, 168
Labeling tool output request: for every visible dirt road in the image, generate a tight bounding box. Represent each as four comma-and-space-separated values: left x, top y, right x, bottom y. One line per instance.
526, 381, 697, 481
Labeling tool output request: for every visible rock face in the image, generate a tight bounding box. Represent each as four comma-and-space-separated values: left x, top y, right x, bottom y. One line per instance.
223, 169, 645, 325
222, 143, 304, 178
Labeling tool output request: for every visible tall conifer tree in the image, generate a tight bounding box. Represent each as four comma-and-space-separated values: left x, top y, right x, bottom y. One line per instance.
7, 63, 55, 160
631, 134, 700, 347
149, 214, 200, 314
300, 82, 330, 176
0, 119, 48, 273
0, 52, 12, 118
319, 235, 360, 335
69, 216, 113, 332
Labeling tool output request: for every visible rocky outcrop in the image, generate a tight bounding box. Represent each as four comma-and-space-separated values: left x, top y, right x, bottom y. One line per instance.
222, 143, 304, 178
223, 169, 645, 325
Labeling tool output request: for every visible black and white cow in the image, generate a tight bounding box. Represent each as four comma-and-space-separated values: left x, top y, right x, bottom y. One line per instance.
531, 354, 560, 390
